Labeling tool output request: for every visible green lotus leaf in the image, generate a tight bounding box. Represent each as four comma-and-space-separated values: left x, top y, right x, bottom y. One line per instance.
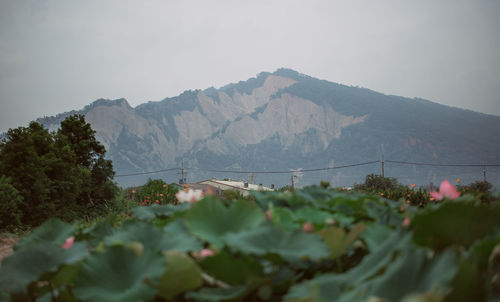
284, 273, 342, 302
294, 186, 338, 204
156, 250, 202, 300
103, 219, 201, 253
271, 207, 299, 231
467, 228, 500, 271
361, 223, 395, 251
318, 224, 365, 260
285, 232, 458, 302
442, 260, 486, 302
365, 248, 458, 301
0, 242, 87, 293
131, 203, 191, 221
184, 197, 265, 248
163, 220, 203, 252
0, 291, 9, 302
80, 220, 115, 248
185, 286, 246, 302
200, 250, 264, 285
293, 207, 333, 224
73, 245, 166, 302
250, 190, 310, 210
224, 224, 330, 262
103, 220, 164, 250
15, 218, 76, 250
329, 213, 355, 227
412, 201, 500, 250
285, 232, 409, 301
294, 206, 355, 228
363, 199, 402, 227
319, 192, 377, 220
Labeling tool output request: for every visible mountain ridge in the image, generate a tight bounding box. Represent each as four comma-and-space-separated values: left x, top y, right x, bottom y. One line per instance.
28, 68, 500, 187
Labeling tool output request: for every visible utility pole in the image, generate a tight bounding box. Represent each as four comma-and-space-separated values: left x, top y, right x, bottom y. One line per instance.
483, 166, 486, 182
178, 160, 186, 184
182, 161, 185, 183
291, 174, 295, 191
380, 145, 385, 178
381, 159, 385, 178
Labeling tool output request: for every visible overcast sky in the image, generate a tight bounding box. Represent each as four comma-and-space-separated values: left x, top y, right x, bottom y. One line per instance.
1, 0, 499, 132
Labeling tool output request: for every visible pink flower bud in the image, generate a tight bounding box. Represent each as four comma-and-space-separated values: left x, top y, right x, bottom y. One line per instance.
61, 236, 74, 250
192, 248, 215, 260
265, 210, 272, 220
302, 222, 314, 233
402, 217, 410, 227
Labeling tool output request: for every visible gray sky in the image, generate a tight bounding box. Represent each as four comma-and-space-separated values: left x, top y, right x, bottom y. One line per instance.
1, 0, 500, 132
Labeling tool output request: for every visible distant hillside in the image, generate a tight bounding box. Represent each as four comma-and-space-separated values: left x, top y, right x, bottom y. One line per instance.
35, 68, 500, 187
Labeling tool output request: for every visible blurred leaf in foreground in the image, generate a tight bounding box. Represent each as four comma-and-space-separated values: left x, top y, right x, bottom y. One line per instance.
184, 197, 265, 248
73, 245, 166, 302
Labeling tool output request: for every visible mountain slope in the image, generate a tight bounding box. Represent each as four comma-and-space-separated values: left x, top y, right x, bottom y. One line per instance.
36, 69, 500, 187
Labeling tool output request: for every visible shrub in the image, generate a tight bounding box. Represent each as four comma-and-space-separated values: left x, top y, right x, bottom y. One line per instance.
133, 178, 178, 206
355, 174, 399, 191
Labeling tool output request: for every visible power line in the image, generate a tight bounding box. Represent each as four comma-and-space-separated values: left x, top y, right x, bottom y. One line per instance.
385, 160, 500, 167
114, 160, 500, 178
115, 167, 180, 177
201, 161, 380, 174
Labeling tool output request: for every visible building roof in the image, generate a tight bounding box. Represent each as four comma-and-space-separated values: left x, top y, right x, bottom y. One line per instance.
196, 179, 274, 192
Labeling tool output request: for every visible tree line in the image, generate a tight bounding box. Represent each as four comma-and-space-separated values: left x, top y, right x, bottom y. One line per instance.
0, 115, 117, 230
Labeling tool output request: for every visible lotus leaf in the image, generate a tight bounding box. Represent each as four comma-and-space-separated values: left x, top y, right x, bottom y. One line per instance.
73, 245, 166, 302
184, 197, 265, 248
224, 224, 330, 262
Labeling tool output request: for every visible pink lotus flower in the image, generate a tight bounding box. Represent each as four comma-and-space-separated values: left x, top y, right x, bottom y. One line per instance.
61, 236, 74, 250
265, 210, 272, 220
402, 217, 411, 227
176, 189, 203, 203
192, 248, 215, 260
302, 222, 315, 233
430, 180, 460, 201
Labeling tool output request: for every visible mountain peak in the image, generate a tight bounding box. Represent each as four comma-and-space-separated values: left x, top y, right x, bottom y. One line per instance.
272, 68, 310, 81
83, 98, 131, 113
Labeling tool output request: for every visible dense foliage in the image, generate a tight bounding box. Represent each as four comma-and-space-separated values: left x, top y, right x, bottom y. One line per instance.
0, 176, 22, 230
130, 178, 179, 206
1, 185, 499, 301
0, 115, 117, 228
354, 174, 431, 206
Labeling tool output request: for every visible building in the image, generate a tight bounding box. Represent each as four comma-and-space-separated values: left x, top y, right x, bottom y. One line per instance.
196, 179, 274, 197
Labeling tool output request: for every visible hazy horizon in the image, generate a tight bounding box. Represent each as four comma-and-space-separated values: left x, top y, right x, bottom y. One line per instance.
1, 1, 500, 132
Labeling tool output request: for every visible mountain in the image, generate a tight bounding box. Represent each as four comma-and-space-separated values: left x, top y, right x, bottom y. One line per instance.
35, 68, 500, 188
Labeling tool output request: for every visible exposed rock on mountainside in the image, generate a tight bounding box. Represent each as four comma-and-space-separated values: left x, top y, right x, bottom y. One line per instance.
36, 69, 500, 187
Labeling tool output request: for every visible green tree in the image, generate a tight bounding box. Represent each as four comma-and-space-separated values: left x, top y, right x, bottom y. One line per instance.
0, 175, 23, 230
57, 114, 105, 168
56, 115, 117, 211
0, 115, 117, 227
0, 122, 61, 225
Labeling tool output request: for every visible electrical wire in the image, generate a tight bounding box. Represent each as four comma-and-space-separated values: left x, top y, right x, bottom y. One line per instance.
200, 160, 380, 174
385, 160, 500, 167
114, 160, 500, 178
115, 167, 180, 177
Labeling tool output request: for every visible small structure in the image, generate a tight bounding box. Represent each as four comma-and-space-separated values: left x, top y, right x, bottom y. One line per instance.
196, 179, 274, 197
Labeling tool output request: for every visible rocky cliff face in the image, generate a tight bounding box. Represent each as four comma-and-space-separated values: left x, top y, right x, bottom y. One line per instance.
36, 69, 500, 187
